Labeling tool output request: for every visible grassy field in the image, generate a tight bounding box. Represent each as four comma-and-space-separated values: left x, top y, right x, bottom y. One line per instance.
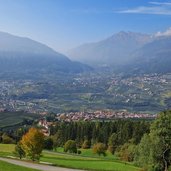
55, 147, 118, 160
0, 144, 15, 157
0, 111, 40, 129
0, 144, 141, 171
41, 151, 140, 171
0, 160, 39, 171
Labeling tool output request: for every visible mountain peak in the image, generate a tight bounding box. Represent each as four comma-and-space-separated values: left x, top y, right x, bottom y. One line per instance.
68, 31, 152, 67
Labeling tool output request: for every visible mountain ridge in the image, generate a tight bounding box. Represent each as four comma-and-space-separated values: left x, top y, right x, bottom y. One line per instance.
67, 30, 171, 74
0, 31, 92, 78
67, 31, 152, 67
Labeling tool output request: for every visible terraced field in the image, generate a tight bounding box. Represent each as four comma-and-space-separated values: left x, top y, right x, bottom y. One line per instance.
0, 111, 40, 129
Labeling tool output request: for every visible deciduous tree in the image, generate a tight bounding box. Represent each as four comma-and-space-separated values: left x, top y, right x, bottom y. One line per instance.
64, 140, 77, 153
21, 127, 44, 161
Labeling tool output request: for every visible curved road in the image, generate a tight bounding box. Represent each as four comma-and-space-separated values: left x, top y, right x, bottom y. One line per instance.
0, 157, 85, 171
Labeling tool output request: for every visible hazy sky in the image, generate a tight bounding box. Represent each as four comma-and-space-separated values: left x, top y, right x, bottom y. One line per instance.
0, 0, 171, 53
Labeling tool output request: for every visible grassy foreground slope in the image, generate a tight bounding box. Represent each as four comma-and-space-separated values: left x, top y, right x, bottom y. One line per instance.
0, 144, 15, 157
0, 160, 39, 171
55, 147, 118, 160
0, 144, 140, 171
41, 151, 140, 171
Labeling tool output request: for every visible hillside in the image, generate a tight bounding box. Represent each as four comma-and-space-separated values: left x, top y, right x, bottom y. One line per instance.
125, 36, 171, 74
68, 30, 171, 74
67, 31, 151, 67
0, 32, 91, 79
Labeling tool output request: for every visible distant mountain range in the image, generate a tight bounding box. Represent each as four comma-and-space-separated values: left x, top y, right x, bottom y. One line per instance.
0, 32, 91, 78
0, 30, 171, 77
67, 31, 171, 74
125, 36, 171, 74
67, 31, 152, 67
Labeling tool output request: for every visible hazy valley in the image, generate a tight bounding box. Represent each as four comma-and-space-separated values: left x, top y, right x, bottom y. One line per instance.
0, 31, 171, 115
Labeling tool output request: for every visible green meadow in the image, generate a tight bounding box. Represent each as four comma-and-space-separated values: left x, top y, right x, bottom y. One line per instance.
0, 160, 39, 171
41, 151, 139, 171
0, 144, 15, 157
0, 144, 141, 171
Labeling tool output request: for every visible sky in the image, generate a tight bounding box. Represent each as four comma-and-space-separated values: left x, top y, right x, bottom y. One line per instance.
0, 0, 171, 53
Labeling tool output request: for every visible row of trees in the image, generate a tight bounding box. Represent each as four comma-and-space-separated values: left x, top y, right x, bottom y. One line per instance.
50, 119, 150, 150
63, 140, 107, 156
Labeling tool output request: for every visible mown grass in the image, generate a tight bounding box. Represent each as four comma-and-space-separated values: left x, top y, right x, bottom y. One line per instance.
0, 144, 15, 157
41, 151, 140, 171
55, 147, 118, 160
0, 144, 141, 171
0, 160, 39, 171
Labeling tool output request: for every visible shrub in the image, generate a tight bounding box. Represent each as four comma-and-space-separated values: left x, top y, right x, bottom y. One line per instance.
82, 140, 91, 149
64, 140, 77, 153
93, 143, 106, 157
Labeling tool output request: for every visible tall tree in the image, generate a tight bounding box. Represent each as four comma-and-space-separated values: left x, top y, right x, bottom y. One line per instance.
136, 110, 171, 171
134, 134, 152, 168
150, 110, 171, 171
52, 130, 64, 150
108, 133, 118, 155
21, 127, 44, 161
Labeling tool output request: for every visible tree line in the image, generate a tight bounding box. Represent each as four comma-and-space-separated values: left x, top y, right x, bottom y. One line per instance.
50, 119, 150, 149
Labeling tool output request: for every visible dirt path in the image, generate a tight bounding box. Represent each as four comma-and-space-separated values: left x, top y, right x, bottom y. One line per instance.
0, 157, 85, 171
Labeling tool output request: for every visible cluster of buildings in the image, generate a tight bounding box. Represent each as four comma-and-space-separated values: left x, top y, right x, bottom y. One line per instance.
38, 118, 53, 136
56, 110, 156, 122
38, 110, 156, 135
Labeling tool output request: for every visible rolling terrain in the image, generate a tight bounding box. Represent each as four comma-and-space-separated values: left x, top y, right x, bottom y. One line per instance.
125, 36, 171, 74
0, 111, 40, 129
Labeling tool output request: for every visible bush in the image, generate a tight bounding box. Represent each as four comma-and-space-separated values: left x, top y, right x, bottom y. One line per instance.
82, 140, 91, 149
2, 134, 14, 144
64, 140, 77, 153
116, 141, 137, 162
93, 143, 106, 157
